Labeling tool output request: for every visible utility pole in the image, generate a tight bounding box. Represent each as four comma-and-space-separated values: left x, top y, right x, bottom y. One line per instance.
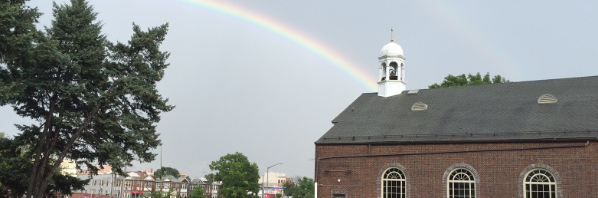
160, 144, 163, 195
110, 173, 114, 198
124, 165, 127, 198
263, 163, 282, 198
203, 162, 207, 178
161, 145, 163, 177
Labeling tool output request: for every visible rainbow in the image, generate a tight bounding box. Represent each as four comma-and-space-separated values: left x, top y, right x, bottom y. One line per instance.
176, 0, 378, 91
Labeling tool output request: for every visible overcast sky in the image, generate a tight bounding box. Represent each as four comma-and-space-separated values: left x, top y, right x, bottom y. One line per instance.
1, 0, 598, 179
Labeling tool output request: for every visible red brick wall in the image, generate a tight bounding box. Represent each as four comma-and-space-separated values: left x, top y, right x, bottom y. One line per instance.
315, 141, 598, 198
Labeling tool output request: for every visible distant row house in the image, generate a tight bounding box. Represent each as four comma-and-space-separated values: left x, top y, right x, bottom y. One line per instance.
188, 178, 222, 198
69, 167, 220, 198
115, 171, 191, 198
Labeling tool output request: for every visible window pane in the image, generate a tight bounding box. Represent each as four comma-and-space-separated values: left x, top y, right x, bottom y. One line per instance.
448, 169, 475, 198
524, 169, 556, 198
382, 168, 406, 198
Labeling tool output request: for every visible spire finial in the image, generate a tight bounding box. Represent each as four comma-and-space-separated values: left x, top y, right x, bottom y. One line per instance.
391, 28, 394, 42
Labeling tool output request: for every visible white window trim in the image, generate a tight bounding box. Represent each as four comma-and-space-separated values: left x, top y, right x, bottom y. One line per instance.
381, 167, 406, 198
446, 168, 476, 198
523, 169, 557, 198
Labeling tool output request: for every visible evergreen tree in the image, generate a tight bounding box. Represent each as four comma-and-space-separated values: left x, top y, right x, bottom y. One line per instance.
0, 134, 31, 197
0, 0, 41, 103
0, 132, 88, 198
1, 0, 173, 197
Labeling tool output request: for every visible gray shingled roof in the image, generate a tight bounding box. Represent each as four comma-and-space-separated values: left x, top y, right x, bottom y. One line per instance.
316, 76, 598, 144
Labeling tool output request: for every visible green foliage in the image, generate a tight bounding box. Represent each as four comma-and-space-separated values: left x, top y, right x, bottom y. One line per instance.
205, 173, 215, 180
428, 72, 509, 89
281, 181, 295, 197
209, 152, 260, 198
0, 0, 173, 197
283, 177, 314, 198
0, 135, 87, 197
0, 0, 42, 105
46, 171, 88, 196
0, 135, 30, 197
187, 186, 208, 198
141, 188, 176, 198
155, 167, 180, 179
275, 193, 282, 198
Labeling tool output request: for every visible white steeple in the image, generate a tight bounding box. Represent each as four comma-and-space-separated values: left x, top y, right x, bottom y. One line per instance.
378, 28, 406, 97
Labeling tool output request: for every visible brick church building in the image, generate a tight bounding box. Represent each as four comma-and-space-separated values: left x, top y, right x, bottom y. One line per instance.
314, 37, 598, 198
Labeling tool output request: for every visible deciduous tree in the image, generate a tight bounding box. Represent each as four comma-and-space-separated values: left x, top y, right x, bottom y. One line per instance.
281, 180, 295, 197
204, 173, 215, 181
209, 152, 260, 198
292, 177, 314, 198
141, 188, 176, 198
155, 167, 180, 179
187, 186, 208, 198
429, 72, 509, 89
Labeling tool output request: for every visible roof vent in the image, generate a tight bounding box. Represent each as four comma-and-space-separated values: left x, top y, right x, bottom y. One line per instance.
411, 102, 428, 111
538, 94, 557, 104
407, 90, 420, 95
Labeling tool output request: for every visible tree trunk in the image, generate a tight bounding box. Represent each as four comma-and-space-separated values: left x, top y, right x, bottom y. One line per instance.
27, 103, 101, 198
26, 96, 56, 198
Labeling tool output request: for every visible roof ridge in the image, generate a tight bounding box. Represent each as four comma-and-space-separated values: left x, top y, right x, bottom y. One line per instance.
418, 75, 598, 91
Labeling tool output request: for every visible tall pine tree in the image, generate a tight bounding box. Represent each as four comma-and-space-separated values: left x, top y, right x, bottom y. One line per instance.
0, 0, 41, 103
0, 0, 173, 197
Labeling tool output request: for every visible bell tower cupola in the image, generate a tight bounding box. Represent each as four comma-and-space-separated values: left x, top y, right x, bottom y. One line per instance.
378, 28, 406, 97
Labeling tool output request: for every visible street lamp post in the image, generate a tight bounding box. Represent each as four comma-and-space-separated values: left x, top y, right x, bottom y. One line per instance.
263, 163, 282, 198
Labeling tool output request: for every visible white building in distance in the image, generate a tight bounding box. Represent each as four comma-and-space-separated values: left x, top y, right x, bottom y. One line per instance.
59, 158, 77, 176
259, 172, 291, 187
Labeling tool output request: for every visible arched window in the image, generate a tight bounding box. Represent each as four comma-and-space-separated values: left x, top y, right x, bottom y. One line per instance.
524, 169, 557, 198
447, 168, 475, 198
381, 167, 406, 198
